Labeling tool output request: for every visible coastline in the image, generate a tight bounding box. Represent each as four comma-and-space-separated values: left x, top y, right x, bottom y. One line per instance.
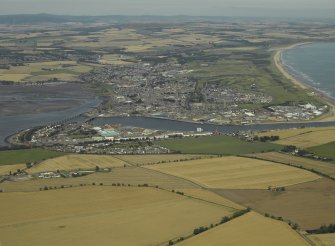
273, 43, 335, 122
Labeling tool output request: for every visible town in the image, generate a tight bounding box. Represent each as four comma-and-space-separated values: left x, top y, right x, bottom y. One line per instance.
81, 61, 326, 125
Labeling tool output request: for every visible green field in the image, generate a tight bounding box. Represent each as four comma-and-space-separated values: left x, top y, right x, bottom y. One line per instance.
0, 149, 66, 165
156, 136, 282, 155
308, 141, 335, 162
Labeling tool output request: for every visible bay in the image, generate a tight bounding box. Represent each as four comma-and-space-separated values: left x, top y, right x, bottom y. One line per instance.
282, 42, 335, 99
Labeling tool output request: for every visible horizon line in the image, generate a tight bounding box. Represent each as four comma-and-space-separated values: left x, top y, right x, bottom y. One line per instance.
0, 13, 334, 21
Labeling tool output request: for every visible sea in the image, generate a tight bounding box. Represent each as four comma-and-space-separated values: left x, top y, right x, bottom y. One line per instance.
282, 42, 335, 100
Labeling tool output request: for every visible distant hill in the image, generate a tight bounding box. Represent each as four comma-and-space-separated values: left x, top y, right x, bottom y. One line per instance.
0, 13, 333, 25
0, 13, 242, 24
0, 14, 76, 24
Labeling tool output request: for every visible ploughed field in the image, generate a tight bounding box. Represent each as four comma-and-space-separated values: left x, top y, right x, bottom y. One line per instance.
145, 156, 320, 189
176, 188, 244, 210
178, 212, 309, 246
214, 178, 335, 230
0, 186, 236, 246
0, 152, 332, 244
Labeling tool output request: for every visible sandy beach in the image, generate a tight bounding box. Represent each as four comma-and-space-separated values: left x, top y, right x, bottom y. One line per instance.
273, 43, 310, 89
273, 43, 335, 122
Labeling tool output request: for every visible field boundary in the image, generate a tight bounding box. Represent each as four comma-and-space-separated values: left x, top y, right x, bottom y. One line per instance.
115, 155, 206, 189
242, 153, 334, 181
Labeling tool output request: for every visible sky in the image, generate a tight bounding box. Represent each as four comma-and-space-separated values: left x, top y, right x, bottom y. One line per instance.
1, 0, 335, 19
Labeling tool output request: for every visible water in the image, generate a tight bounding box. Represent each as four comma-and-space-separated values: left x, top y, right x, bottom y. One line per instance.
2, 43, 335, 146
92, 116, 335, 133
282, 42, 335, 99
0, 84, 102, 147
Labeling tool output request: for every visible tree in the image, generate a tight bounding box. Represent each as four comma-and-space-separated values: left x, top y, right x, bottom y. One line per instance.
26, 162, 33, 168
221, 216, 230, 223
282, 145, 297, 153
292, 223, 299, 230
270, 135, 280, 141
297, 149, 310, 156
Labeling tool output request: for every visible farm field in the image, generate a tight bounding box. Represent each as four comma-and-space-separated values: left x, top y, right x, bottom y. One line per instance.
308, 233, 335, 246
0, 148, 66, 165
27, 154, 128, 174
156, 136, 282, 155
214, 178, 335, 229
63, 27, 221, 52
179, 212, 309, 246
0, 20, 334, 245
0, 163, 26, 176
0, 166, 200, 192
177, 188, 244, 210
145, 156, 319, 189
0, 61, 92, 82
116, 154, 210, 166
0, 186, 235, 246
246, 152, 335, 178
308, 141, 335, 162
258, 126, 335, 148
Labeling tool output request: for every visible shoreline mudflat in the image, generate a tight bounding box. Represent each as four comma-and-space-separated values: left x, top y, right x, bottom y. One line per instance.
273, 43, 335, 122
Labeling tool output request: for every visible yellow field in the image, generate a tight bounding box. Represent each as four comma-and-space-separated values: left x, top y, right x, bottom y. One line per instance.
308, 233, 335, 246
146, 156, 319, 189
0, 164, 26, 176
179, 212, 309, 246
177, 188, 244, 210
1, 167, 200, 192
0, 73, 30, 81
63, 28, 221, 52
99, 54, 134, 65
64, 28, 145, 49
117, 154, 208, 166
27, 154, 127, 173
170, 33, 221, 44
224, 46, 258, 51
247, 152, 335, 178
258, 126, 335, 148
0, 186, 234, 246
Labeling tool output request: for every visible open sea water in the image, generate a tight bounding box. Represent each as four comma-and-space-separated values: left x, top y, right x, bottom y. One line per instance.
282, 42, 335, 99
